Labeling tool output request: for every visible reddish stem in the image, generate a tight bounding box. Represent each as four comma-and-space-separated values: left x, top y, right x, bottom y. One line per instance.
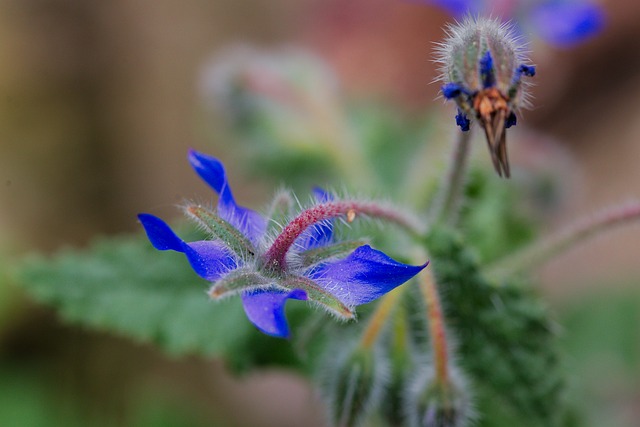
262, 200, 420, 271
421, 270, 450, 386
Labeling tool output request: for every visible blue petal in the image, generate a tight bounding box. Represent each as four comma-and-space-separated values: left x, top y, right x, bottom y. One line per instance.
187, 150, 266, 244
296, 187, 334, 251
241, 288, 308, 338
531, 2, 604, 47
139, 213, 236, 281
306, 245, 427, 307
184, 241, 237, 281
138, 213, 184, 251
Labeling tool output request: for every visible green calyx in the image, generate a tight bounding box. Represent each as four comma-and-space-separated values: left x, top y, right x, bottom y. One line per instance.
185, 205, 257, 259
329, 348, 381, 427
283, 275, 353, 319
299, 240, 368, 269
208, 268, 271, 299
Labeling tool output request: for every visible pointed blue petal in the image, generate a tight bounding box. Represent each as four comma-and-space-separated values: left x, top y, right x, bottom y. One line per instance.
187, 149, 266, 243
187, 149, 228, 196
183, 241, 237, 281
306, 245, 427, 307
138, 214, 184, 251
241, 288, 308, 338
297, 187, 334, 251
139, 214, 238, 281
531, 2, 604, 47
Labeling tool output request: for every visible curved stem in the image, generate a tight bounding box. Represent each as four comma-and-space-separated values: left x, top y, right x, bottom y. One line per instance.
419, 269, 450, 387
359, 286, 406, 349
263, 200, 424, 271
431, 130, 473, 226
487, 200, 640, 280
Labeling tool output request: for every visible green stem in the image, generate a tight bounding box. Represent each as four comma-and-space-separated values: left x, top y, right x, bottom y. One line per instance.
487, 200, 640, 280
419, 270, 450, 387
431, 130, 473, 226
359, 287, 405, 350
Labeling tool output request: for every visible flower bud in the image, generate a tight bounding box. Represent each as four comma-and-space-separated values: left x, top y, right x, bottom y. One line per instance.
436, 16, 536, 178
404, 366, 474, 427
320, 344, 389, 427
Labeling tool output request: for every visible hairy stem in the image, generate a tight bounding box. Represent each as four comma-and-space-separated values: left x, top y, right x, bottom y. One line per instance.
488, 200, 640, 280
360, 286, 405, 349
263, 200, 423, 271
431, 130, 473, 226
419, 270, 450, 386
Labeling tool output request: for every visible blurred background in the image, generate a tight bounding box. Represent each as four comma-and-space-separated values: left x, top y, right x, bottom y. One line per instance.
0, 0, 638, 426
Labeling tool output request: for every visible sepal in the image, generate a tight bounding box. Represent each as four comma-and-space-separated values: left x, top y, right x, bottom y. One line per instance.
283, 275, 354, 319
208, 268, 272, 299
299, 240, 368, 269
185, 205, 257, 259
187, 149, 266, 243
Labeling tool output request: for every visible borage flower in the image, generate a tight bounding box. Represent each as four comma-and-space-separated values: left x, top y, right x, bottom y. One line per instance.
139, 150, 427, 338
421, 0, 604, 47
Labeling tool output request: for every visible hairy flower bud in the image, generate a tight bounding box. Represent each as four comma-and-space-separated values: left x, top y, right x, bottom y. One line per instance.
404, 366, 474, 427
436, 16, 535, 178
320, 344, 389, 427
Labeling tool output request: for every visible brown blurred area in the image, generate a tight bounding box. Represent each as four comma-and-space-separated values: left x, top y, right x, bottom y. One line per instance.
0, 0, 639, 425
0, 1, 326, 426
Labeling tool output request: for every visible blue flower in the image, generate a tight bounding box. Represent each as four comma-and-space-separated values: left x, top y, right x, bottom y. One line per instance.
139, 150, 426, 338
422, 0, 604, 47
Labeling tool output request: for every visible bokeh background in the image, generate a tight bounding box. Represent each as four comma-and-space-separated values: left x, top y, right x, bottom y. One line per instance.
0, 0, 638, 426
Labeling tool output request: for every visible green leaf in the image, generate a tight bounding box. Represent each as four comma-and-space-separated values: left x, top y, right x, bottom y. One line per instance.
425, 226, 565, 426
15, 232, 304, 372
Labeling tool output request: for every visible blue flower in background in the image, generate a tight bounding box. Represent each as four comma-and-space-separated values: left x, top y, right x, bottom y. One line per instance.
139, 150, 426, 338
422, 0, 604, 47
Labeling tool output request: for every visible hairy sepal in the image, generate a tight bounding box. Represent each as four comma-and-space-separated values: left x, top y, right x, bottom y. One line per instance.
299, 239, 369, 269
208, 268, 272, 299
185, 205, 257, 259
283, 275, 354, 320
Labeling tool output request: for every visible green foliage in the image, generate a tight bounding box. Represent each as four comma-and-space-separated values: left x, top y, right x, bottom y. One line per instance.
559, 288, 640, 427
16, 231, 307, 373
425, 226, 565, 426
460, 168, 537, 262
349, 104, 425, 191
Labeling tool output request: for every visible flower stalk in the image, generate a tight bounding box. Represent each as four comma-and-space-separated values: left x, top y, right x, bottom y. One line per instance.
419, 270, 450, 387
431, 129, 473, 226
359, 287, 406, 350
488, 200, 640, 280
263, 200, 423, 271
